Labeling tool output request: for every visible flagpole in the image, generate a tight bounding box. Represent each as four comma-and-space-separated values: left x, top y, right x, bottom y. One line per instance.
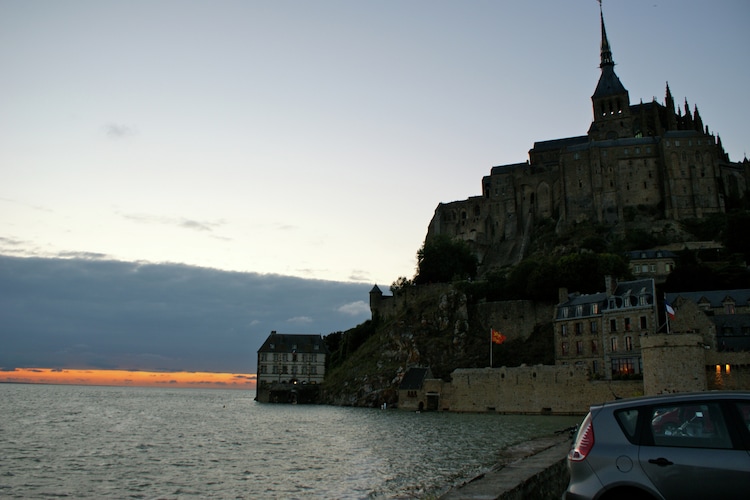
489, 328, 493, 368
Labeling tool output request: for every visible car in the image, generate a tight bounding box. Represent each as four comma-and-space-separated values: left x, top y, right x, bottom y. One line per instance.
564, 391, 750, 500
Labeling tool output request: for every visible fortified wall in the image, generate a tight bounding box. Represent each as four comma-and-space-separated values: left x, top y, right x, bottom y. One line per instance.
400, 332, 750, 414
411, 365, 642, 415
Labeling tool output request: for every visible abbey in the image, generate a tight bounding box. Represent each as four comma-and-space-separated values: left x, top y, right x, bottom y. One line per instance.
428, 8, 749, 267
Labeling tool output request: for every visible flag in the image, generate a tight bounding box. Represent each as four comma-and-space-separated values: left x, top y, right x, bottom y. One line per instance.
492, 329, 506, 345
665, 301, 676, 320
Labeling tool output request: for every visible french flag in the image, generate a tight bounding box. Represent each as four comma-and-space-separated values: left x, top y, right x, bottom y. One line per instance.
665, 300, 676, 320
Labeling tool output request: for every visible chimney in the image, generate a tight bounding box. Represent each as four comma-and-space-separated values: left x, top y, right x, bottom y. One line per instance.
558, 287, 569, 304
605, 275, 616, 297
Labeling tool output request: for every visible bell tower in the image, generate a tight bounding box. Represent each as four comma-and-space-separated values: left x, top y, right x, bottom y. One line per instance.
588, 3, 631, 141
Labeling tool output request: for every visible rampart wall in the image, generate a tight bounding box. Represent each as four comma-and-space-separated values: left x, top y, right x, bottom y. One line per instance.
426, 365, 643, 415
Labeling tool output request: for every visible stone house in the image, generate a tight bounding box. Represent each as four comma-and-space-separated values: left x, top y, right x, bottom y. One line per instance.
398, 367, 434, 412
627, 249, 676, 284
255, 331, 329, 403
667, 289, 750, 352
554, 277, 657, 380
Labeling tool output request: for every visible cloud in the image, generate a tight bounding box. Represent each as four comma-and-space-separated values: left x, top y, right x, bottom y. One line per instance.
286, 316, 314, 325
348, 269, 372, 282
103, 123, 136, 139
337, 300, 370, 316
0, 255, 372, 373
120, 212, 224, 233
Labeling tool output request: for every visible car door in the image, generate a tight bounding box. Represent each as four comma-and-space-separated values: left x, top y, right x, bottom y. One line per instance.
638, 401, 750, 500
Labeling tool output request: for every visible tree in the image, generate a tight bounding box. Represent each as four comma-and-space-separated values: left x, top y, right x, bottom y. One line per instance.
414, 235, 478, 284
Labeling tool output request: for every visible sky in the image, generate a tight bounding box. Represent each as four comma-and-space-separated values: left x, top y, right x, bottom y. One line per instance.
1, 1, 748, 384
0, 255, 371, 379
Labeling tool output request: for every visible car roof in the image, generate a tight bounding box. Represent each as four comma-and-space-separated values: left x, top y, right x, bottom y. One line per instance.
590, 390, 750, 412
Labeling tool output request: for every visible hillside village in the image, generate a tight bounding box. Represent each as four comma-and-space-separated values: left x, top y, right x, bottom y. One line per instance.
256, 8, 750, 412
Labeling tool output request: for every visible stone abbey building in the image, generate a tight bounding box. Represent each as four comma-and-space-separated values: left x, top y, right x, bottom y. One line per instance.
428, 8, 749, 267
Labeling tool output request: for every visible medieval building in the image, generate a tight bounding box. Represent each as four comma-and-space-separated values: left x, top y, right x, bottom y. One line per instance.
427, 7, 749, 268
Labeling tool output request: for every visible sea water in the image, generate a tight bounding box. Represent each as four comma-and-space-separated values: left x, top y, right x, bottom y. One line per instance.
0, 384, 579, 499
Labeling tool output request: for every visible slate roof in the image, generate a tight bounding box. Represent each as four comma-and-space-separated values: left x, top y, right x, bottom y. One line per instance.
628, 250, 677, 261
399, 367, 432, 390
257, 332, 330, 354
667, 289, 750, 309
532, 136, 589, 153
593, 64, 627, 98
556, 278, 655, 320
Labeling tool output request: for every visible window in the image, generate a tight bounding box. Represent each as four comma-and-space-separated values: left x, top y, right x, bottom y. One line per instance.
625, 336, 633, 351
561, 342, 569, 355
650, 403, 732, 449
576, 305, 583, 316
611, 358, 634, 375
611, 337, 618, 352
616, 409, 639, 442
591, 340, 598, 354
260, 353, 267, 361
591, 321, 598, 334
725, 303, 736, 314
625, 318, 632, 331
736, 402, 750, 431
561, 324, 568, 337
591, 304, 598, 314
640, 316, 648, 329
610, 319, 617, 332
576, 341, 584, 354
575, 323, 583, 335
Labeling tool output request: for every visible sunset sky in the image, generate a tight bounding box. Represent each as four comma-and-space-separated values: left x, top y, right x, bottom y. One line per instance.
0, 367, 256, 389
1, 1, 748, 386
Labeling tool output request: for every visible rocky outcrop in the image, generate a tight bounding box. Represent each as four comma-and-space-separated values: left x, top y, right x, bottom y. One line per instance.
322, 284, 555, 407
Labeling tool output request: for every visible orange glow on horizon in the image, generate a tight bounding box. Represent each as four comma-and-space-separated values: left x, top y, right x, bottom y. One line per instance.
0, 368, 256, 390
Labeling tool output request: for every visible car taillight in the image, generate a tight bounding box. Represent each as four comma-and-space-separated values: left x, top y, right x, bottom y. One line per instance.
569, 413, 595, 462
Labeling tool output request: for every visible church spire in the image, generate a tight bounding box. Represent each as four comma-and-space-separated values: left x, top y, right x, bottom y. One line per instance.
599, 2, 613, 68
589, 1, 630, 138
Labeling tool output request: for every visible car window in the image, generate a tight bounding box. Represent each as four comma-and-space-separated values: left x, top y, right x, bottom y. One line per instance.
736, 402, 750, 432
649, 402, 732, 449
615, 408, 639, 441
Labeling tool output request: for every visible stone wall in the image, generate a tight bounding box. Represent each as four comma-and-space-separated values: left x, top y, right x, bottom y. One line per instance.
423, 365, 643, 415
706, 350, 750, 390
641, 333, 707, 394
